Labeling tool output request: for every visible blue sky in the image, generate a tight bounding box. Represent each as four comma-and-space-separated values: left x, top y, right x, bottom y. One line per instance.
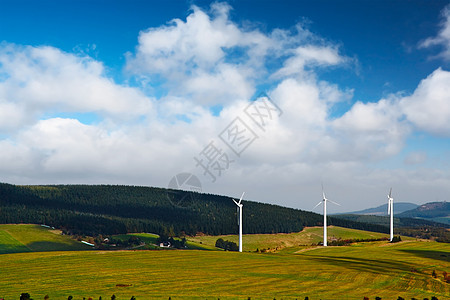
0, 0, 449, 212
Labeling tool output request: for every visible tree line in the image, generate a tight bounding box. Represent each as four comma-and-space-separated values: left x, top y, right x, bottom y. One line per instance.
1, 182, 391, 237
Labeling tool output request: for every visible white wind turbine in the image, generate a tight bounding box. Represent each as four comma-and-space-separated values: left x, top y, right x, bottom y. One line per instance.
387, 188, 394, 242
232, 192, 245, 252
313, 185, 340, 247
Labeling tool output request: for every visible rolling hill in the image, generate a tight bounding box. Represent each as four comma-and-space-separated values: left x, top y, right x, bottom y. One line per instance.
0, 239, 448, 299
187, 226, 392, 253
398, 201, 450, 225
0, 182, 388, 237
341, 202, 418, 216
0, 224, 91, 254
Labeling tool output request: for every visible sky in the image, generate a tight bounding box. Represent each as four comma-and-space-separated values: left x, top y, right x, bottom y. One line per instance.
0, 0, 449, 213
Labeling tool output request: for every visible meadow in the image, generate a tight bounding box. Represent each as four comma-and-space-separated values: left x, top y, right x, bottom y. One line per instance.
0, 224, 91, 254
0, 225, 448, 299
187, 226, 393, 253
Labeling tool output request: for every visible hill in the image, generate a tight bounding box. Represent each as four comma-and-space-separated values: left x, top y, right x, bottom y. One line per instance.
0, 224, 92, 254
0, 240, 448, 299
341, 202, 418, 216
398, 201, 450, 225
0, 182, 388, 237
333, 214, 450, 242
188, 226, 392, 252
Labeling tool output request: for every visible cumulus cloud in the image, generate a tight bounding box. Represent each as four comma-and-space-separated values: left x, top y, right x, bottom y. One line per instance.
126, 3, 267, 104
332, 98, 410, 159
126, 2, 349, 106
0, 44, 153, 132
0, 2, 449, 212
400, 68, 450, 136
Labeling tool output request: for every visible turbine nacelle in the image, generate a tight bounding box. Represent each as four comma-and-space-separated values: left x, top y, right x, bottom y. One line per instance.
232, 192, 245, 208
314, 187, 340, 210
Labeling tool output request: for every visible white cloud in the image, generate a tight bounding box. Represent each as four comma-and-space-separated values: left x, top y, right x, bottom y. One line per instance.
273, 45, 344, 78
332, 98, 411, 160
0, 2, 449, 213
419, 5, 450, 60
400, 68, 450, 137
0, 44, 153, 132
126, 3, 267, 105
404, 151, 427, 165
126, 3, 348, 106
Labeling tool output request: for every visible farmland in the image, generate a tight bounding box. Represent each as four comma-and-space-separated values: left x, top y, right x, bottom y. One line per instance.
0, 224, 91, 254
0, 225, 448, 299
187, 226, 394, 253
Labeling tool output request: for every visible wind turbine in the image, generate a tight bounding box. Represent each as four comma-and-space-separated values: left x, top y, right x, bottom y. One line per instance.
232, 192, 245, 252
387, 188, 394, 242
313, 185, 340, 247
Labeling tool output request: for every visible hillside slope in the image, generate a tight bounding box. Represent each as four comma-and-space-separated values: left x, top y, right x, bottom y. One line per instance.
397, 202, 450, 224
0, 224, 91, 254
0, 182, 387, 236
0, 240, 448, 299
188, 226, 391, 252
341, 202, 418, 216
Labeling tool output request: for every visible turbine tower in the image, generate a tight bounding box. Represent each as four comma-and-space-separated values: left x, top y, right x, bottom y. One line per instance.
387, 188, 394, 242
232, 192, 245, 252
314, 185, 340, 247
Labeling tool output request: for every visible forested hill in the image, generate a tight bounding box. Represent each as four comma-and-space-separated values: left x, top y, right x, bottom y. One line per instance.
0, 183, 388, 236
397, 202, 450, 225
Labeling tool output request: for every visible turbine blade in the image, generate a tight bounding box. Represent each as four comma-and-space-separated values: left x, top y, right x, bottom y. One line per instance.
328, 199, 341, 206
389, 187, 392, 198
313, 201, 323, 210
238, 192, 245, 204
232, 199, 239, 206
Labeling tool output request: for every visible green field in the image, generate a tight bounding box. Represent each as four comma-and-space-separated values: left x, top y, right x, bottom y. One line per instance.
0, 224, 92, 254
188, 226, 394, 253
0, 225, 449, 299
114, 233, 217, 251
0, 242, 448, 299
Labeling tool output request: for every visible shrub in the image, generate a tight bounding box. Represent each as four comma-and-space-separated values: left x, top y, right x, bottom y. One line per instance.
391, 236, 402, 243
20, 293, 32, 300
215, 238, 239, 251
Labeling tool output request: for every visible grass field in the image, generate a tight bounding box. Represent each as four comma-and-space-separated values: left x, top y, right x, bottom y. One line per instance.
0, 224, 92, 254
0, 240, 448, 299
0, 225, 448, 299
188, 226, 395, 253
114, 233, 217, 251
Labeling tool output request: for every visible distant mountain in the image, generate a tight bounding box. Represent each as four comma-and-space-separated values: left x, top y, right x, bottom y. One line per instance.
397, 202, 450, 225
339, 202, 419, 216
